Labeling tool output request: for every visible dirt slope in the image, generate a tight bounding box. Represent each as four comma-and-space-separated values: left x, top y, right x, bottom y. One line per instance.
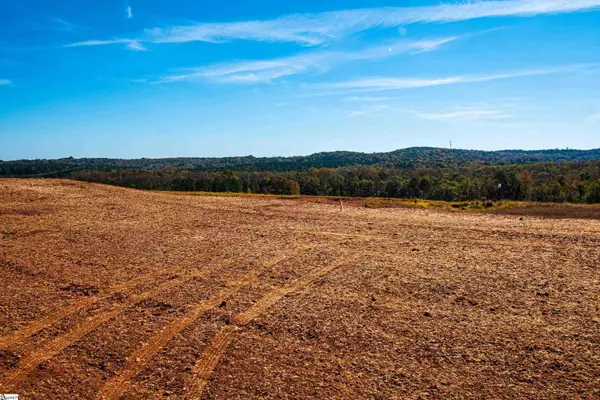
1, 179, 599, 399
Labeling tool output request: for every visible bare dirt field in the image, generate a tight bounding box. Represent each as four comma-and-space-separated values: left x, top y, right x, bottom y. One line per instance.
1, 179, 599, 399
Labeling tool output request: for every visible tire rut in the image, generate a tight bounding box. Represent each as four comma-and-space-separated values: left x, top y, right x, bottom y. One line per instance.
95, 247, 312, 400
0, 269, 206, 392
0, 269, 168, 351
185, 254, 356, 399
185, 326, 236, 397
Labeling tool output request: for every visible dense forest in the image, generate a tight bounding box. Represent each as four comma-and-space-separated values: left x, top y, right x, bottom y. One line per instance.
3, 147, 600, 174
2, 147, 600, 203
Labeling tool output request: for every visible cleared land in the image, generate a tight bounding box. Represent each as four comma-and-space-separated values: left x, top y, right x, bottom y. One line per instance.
159, 191, 600, 220
1, 179, 599, 399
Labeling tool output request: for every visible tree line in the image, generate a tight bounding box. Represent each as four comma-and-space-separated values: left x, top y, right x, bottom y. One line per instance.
67, 161, 600, 203
3, 147, 600, 175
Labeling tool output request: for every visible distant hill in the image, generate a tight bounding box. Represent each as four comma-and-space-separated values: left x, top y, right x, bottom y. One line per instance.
3, 147, 600, 204
2, 147, 600, 176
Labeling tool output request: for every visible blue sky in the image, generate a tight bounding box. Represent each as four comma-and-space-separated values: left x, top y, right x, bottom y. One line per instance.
1, 0, 600, 160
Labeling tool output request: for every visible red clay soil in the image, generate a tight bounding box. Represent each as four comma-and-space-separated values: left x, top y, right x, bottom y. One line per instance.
0, 179, 599, 399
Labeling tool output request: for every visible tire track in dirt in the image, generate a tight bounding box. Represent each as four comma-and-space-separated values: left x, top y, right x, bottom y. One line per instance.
95, 247, 311, 400
185, 255, 356, 399
0, 269, 210, 392
0, 269, 168, 350
186, 326, 236, 396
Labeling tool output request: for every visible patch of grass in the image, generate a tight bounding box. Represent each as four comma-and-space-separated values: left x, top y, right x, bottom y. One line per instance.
485, 201, 600, 219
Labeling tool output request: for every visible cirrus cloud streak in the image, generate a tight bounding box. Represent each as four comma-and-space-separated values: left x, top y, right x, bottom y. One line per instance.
315, 64, 600, 93
146, 0, 600, 46
153, 36, 461, 84
66, 0, 600, 49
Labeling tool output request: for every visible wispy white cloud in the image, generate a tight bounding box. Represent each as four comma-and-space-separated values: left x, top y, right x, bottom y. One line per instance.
315, 64, 600, 93
589, 113, 600, 123
30, 17, 80, 32
155, 61, 303, 84
125, 40, 145, 51
348, 102, 519, 123
64, 0, 600, 49
408, 37, 461, 54
144, 0, 600, 46
52, 18, 76, 31
349, 105, 391, 117
126, 5, 133, 19
320, 76, 467, 92
153, 36, 460, 84
413, 106, 513, 121
344, 96, 394, 102
0, 79, 12, 86
65, 38, 146, 51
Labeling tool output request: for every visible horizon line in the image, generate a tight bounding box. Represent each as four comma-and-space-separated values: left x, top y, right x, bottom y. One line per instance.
2, 146, 599, 162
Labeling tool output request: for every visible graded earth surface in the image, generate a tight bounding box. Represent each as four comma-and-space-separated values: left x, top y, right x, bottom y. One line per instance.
1, 179, 599, 399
